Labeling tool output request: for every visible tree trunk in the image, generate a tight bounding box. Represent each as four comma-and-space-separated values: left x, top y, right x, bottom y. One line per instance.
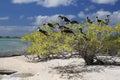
83, 54, 105, 65
83, 54, 94, 65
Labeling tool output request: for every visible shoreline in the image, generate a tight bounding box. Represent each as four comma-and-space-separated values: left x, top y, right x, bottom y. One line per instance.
0, 51, 27, 57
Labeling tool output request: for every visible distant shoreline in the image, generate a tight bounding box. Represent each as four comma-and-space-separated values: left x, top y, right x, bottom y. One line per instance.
0, 36, 21, 39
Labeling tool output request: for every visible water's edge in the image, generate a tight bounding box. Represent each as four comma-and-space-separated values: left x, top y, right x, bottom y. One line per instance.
0, 51, 27, 57
0, 38, 28, 57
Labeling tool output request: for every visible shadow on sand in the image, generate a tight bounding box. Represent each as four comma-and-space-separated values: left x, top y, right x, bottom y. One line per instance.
51, 64, 106, 80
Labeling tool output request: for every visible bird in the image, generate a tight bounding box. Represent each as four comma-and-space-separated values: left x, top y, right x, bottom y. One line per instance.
37, 27, 49, 36
61, 29, 76, 36
55, 23, 76, 36
86, 16, 93, 24
55, 23, 69, 30
96, 16, 105, 25
58, 15, 71, 24
79, 28, 88, 40
70, 20, 79, 24
104, 15, 110, 25
79, 28, 86, 35
43, 23, 55, 28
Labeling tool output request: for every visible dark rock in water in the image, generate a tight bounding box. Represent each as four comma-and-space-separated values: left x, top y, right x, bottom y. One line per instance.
12, 73, 34, 78
0, 69, 17, 75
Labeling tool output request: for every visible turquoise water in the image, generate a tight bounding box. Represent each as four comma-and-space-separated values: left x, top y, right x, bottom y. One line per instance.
0, 38, 28, 53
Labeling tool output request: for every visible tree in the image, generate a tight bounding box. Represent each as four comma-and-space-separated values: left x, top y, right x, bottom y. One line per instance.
22, 18, 120, 65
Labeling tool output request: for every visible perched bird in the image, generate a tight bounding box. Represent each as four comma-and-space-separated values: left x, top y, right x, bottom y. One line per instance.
55, 23, 75, 36
55, 23, 69, 30
37, 27, 49, 36
79, 28, 86, 35
58, 15, 71, 24
59, 15, 79, 25
96, 16, 105, 25
61, 29, 76, 36
43, 23, 54, 28
70, 20, 79, 24
104, 15, 110, 25
86, 16, 93, 24
79, 28, 88, 40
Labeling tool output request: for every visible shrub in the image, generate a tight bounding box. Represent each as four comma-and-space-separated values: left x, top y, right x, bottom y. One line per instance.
22, 19, 120, 65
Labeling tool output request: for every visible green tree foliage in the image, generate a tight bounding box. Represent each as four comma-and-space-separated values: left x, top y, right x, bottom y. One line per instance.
77, 23, 120, 65
21, 26, 76, 58
22, 19, 120, 65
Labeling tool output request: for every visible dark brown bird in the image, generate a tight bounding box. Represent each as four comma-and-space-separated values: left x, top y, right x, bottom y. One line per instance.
86, 16, 93, 24
79, 28, 86, 35
58, 15, 71, 24
43, 23, 54, 28
70, 20, 79, 24
61, 29, 76, 36
79, 28, 88, 40
37, 27, 49, 36
55, 23, 69, 30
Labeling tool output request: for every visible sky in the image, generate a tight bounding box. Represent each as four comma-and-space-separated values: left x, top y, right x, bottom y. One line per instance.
0, 0, 120, 36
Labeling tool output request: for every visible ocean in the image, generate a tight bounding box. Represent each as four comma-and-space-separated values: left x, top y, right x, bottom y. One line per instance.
0, 38, 28, 57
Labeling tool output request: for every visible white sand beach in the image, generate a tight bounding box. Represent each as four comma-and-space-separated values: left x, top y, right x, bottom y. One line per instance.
0, 56, 120, 80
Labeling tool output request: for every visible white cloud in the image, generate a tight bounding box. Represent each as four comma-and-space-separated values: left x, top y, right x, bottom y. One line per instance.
33, 14, 76, 25
110, 11, 120, 25
78, 10, 120, 25
12, 0, 75, 7
0, 17, 9, 20
38, 0, 75, 7
12, 0, 38, 4
85, 5, 96, 11
91, 0, 118, 5
33, 15, 59, 25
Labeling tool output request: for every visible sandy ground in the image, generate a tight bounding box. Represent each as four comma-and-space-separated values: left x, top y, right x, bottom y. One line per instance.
0, 56, 120, 80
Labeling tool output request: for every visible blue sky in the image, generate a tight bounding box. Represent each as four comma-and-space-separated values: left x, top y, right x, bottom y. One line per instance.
0, 0, 120, 36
